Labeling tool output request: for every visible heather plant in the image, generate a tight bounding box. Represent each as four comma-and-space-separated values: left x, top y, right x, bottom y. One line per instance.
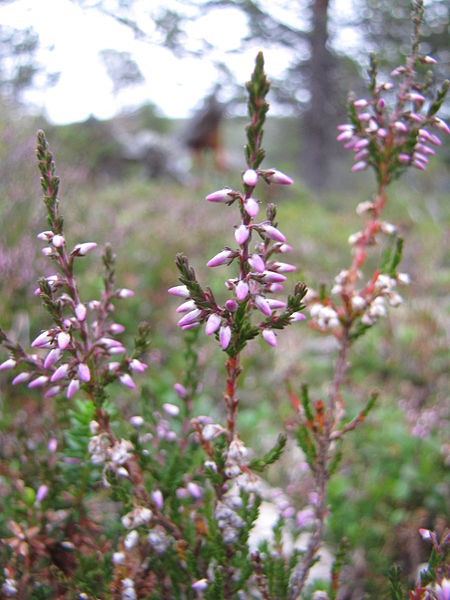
0, 2, 449, 598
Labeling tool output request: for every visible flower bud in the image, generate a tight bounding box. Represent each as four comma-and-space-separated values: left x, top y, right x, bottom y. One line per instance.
235, 225, 250, 245
205, 188, 234, 203
260, 225, 286, 243
72, 242, 97, 256
235, 280, 249, 301
177, 309, 202, 328
254, 295, 272, 316
174, 383, 187, 398
12, 372, 31, 385
352, 161, 368, 172
248, 254, 265, 273
207, 249, 233, 267
225, 299, 238, 312
219, 325, 231, 350
74, 303, 87, 321
57, 331, 71, 350
168, 285, 190, 298
28, 376, 49, 388
244, 197, 259, 217
0, 358, 16, 371
52, 234, 65, 248
163, 402, 180, 417
118, 288, 134, 299
151, 489, 164, 510
51, 363, 69, 382
31, 331, 52, 348
205, 313, 221, 336
262, 329, 277, 347
129, 359, 147, 373
43, 349, 61, 369
77, 363, 91, 382
264, 169, 293, 185
67, 379, 80, 399
120, 374, 136, 389
243, 169, 258, 186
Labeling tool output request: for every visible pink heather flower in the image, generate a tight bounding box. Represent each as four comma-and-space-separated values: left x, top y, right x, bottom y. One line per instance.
42, 247, 55, 256
74, 303, 87, 321
266, 283, 284, 293
394, 121, 408, 133
37, 230, 53, 241
43, 349, 61, 369
118, 288, 134, 299
296, 508, 315, 528
44, 386, 60, 398
187, 481, 203, 499
119, 374, 136, 389
235, 280, 249, 301
354, 98, 368, 108
225, 299, 238, 312
168, 285, 190, 298
48, 438, 57, 453
354, 149, 369, 161
129, 359, 147, 373
262, 271, 287, 283
51, 363, 69, 382
248, 254, 265, 273
174, 383, 187, 398
12, 372, 31, 385
77, 363, 91, 383
219, 325, 231, 350
28, 376, 49, 389
243, 169, 258, 186
337, 130, 354, 142
31, 331, 52, 348
235, 224, 250, 245
207, 249, 233, 267
35, 484, 49, 503
67, 379, 80, 399
433, 117, 450, 135
415, 144, 435, 156
163, 402, 180, 417
278, 243, 292, 253
406, 92, 425, 103
418, 528, 432, 541
73, 242, 97, 256
352, 161, 368, 172
354, 139, 369, 151
57, 331, 71, 350
244, 197, 259, 217
290, 312, 306, 322
265, 169, 293, 185
412, 160, 426, 171
177, 309, 202, 328
273, 261, 296, 273
151, 489, 164, 510
129, 415, 144, 427
0, 358, 16, 371
255, 295, 272, 316
192, 579, 208, 591
398, 154, 410, 164
205, 188, 234, 202
260, 224, 286, 243
266, 299, 287, 310
181, 322, 200, 331
377, 98, 386, 110
176, 299, 196, 313
205, 313, 221, 336
52, 234, 65, 248
262, 329, 277, 347
109, 323, 125, 334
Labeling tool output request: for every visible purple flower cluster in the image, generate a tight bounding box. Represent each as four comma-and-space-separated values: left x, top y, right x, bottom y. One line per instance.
337, 55, 449, 174
169, 168, 305, 350
1, 230, 147, 399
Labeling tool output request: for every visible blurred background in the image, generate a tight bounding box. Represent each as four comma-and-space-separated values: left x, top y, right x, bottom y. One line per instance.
0, 0, 449, 596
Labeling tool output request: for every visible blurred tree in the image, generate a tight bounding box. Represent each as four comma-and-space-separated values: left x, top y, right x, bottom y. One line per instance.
70, 0, 450, 186
0, 24, 39, 101
99, 48, 144, 95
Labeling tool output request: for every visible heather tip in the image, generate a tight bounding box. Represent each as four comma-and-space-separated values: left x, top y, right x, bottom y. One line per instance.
205, 188, 235, 203
243, 169, 258, 186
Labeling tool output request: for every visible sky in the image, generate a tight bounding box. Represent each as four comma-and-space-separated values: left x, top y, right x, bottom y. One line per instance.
0, 0, 283, 123
0, 0, 358, 124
